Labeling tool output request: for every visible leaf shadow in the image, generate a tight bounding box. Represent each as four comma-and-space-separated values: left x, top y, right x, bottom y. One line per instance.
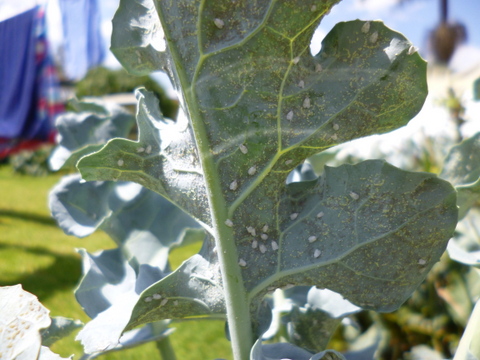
0, 209, 57, 227
0, 243, 82, 302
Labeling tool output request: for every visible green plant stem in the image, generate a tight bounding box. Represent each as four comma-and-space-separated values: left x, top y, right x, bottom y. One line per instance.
156, 7, 254, 358
188, 91, 254, 360
211, 217, 254, 360
156, 337, 177, 360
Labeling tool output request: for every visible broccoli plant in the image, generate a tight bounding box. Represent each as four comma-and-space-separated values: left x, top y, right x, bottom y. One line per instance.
47, 0, 462, 359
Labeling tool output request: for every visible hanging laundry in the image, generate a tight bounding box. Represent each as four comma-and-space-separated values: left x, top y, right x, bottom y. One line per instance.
35, 6, 64, 138
0, 7, 38, 140
58, 0, 105, 80
0, 6, 64, 159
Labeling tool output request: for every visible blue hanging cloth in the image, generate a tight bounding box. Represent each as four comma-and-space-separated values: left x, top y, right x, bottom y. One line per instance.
0, 6, 64, 158
58, 0, 106, 80
0, 7, 38, 140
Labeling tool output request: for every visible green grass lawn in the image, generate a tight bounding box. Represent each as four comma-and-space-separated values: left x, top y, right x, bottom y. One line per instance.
0, 164, 232, 359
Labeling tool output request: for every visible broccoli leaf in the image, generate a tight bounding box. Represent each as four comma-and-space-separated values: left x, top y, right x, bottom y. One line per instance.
76, 1, 458, 358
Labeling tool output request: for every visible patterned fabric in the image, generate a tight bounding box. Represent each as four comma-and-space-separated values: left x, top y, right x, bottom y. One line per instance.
0, 5, 63, 159
35, 6, 64, 138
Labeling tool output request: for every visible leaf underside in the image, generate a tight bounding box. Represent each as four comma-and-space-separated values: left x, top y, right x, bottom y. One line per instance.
49, 174, 204, 271
49, 98, 135, 171
441, 133, 480, 219
441, 133, 480, 266
79, 6, 428, 231
78, 0, 458, 341
79, 89, 211, 228
126, 160, 457, 329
